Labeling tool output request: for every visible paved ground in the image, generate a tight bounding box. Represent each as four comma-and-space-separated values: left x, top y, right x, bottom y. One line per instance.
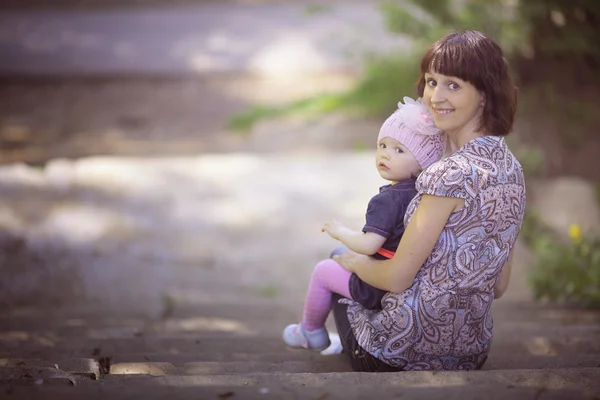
0, 73, 372, 165
0, 0, 396, 165
0, 155, 599, 398
0, 1, 407, 76
0, 0, 341, 10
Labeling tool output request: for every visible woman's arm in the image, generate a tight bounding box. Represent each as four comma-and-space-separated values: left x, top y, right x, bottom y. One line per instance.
322, 220, 386, 255
494, 250, 515, 299
334, 194, 463, 293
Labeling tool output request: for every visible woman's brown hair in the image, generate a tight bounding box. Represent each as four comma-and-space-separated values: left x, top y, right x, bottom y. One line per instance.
416, 30, 517, 136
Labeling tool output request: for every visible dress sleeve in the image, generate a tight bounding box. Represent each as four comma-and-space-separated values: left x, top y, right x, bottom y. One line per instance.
417, 158, 468, 199
362, 191, 407, 238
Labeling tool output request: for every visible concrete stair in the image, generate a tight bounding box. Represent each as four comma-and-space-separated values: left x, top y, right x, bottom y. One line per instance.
0, 154, 599, 399
1, 298, 600, 399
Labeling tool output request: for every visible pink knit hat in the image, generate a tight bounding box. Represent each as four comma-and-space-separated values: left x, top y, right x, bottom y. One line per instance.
377, 97, 446, 169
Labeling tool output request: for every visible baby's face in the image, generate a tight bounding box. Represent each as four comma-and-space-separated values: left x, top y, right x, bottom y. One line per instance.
375, 137, 421, 184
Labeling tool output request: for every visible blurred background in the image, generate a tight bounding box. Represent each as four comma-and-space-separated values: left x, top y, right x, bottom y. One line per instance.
0, 0, 599, 345
0, 2, 599, 394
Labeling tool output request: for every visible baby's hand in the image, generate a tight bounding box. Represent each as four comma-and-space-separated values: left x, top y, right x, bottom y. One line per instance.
321, 220, 346, 241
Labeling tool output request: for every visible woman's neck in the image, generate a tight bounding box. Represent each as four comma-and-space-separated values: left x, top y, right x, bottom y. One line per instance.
446, 119, 485, 149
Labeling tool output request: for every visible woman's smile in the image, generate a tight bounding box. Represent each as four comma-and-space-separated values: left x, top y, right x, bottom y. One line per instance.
431, 107, 454, 116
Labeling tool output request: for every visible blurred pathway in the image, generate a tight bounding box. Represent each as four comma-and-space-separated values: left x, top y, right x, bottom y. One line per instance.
0, 2, 410, 76
0, 155, 599, 398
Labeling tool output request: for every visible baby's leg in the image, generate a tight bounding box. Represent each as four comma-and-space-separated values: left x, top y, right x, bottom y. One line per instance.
283, 259, 352, 351
302, 259, 352, 331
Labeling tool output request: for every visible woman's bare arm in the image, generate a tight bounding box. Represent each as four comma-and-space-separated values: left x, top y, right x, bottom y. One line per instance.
333, 194, 463, 293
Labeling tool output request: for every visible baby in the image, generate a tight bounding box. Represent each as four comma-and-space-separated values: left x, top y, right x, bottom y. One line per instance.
283, 97, 446, 351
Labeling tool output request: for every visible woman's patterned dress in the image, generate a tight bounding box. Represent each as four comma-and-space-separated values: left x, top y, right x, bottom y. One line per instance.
346, 135, 526, 370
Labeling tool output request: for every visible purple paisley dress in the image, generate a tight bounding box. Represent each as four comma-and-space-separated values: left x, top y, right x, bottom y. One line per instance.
346, 135, 526, 370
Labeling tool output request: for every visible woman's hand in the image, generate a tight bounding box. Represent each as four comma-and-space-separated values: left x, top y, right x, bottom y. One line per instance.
332, 250, 368, 273
336, 194, 461, 293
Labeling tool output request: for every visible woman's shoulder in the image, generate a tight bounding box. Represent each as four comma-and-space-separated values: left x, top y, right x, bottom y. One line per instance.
438, 135, 516, 174
461, 136, 525, 178
417, 157, 469, 199
420, 155, 465, 181
418, 136, 525, 198
416, 136, 512, 196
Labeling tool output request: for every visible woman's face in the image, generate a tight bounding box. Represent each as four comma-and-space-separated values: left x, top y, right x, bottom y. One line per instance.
422, 71, 483, 136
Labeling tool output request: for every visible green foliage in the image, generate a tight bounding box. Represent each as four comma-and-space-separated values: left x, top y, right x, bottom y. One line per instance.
518, 209, 553, 248
229, 0, 599, 144
352, 141, 369, 152
228, 0, 529, 130
228, 105, 288, 133
339, 55, 421, 117
528, 226, 600, 308
519, 1, 600, 63
160, 293, 176, 319
228, 93, 346, 133
304, 4, 331, 16
380, 0, 526, 54
255, 285, 279, 298
523, 212, 600, 309
505, 136, 546, 179
228, 54, 421, 132
518, 83, 597, 147
379, 2, 444, 41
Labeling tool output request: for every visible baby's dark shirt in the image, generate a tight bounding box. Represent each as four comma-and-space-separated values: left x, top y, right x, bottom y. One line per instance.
362, 179, 418, 258
349, 179, 417, 310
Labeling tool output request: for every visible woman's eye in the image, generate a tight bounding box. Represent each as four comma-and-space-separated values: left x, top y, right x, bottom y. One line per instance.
448, 82, 460, 90
426, 79, 436, 87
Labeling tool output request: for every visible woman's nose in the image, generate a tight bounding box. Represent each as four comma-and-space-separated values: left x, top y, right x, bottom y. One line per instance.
430, 86, 444, 103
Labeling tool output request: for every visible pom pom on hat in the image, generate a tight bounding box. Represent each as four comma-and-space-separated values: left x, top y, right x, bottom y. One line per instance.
377, 97, 446, 169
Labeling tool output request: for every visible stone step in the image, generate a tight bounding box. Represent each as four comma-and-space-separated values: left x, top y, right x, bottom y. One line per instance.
3, 328, 598, 358
106, 351, 600, 371
4, 352, 596, 379
109, 359, 352, 376
2, 335, 598, 377
102, 367, 600, 390
483, 353, 600, 370
107, 353, 600, 376
4, 299, 600, 336
3, 368, 599, 400
6, 296, 599, 332
0, 357, 100, 379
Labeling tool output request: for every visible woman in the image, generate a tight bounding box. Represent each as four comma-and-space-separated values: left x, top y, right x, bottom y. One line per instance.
330, 30, 526, 371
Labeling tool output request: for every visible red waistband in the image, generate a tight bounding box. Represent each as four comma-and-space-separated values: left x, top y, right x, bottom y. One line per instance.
376, 248, 395, 259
